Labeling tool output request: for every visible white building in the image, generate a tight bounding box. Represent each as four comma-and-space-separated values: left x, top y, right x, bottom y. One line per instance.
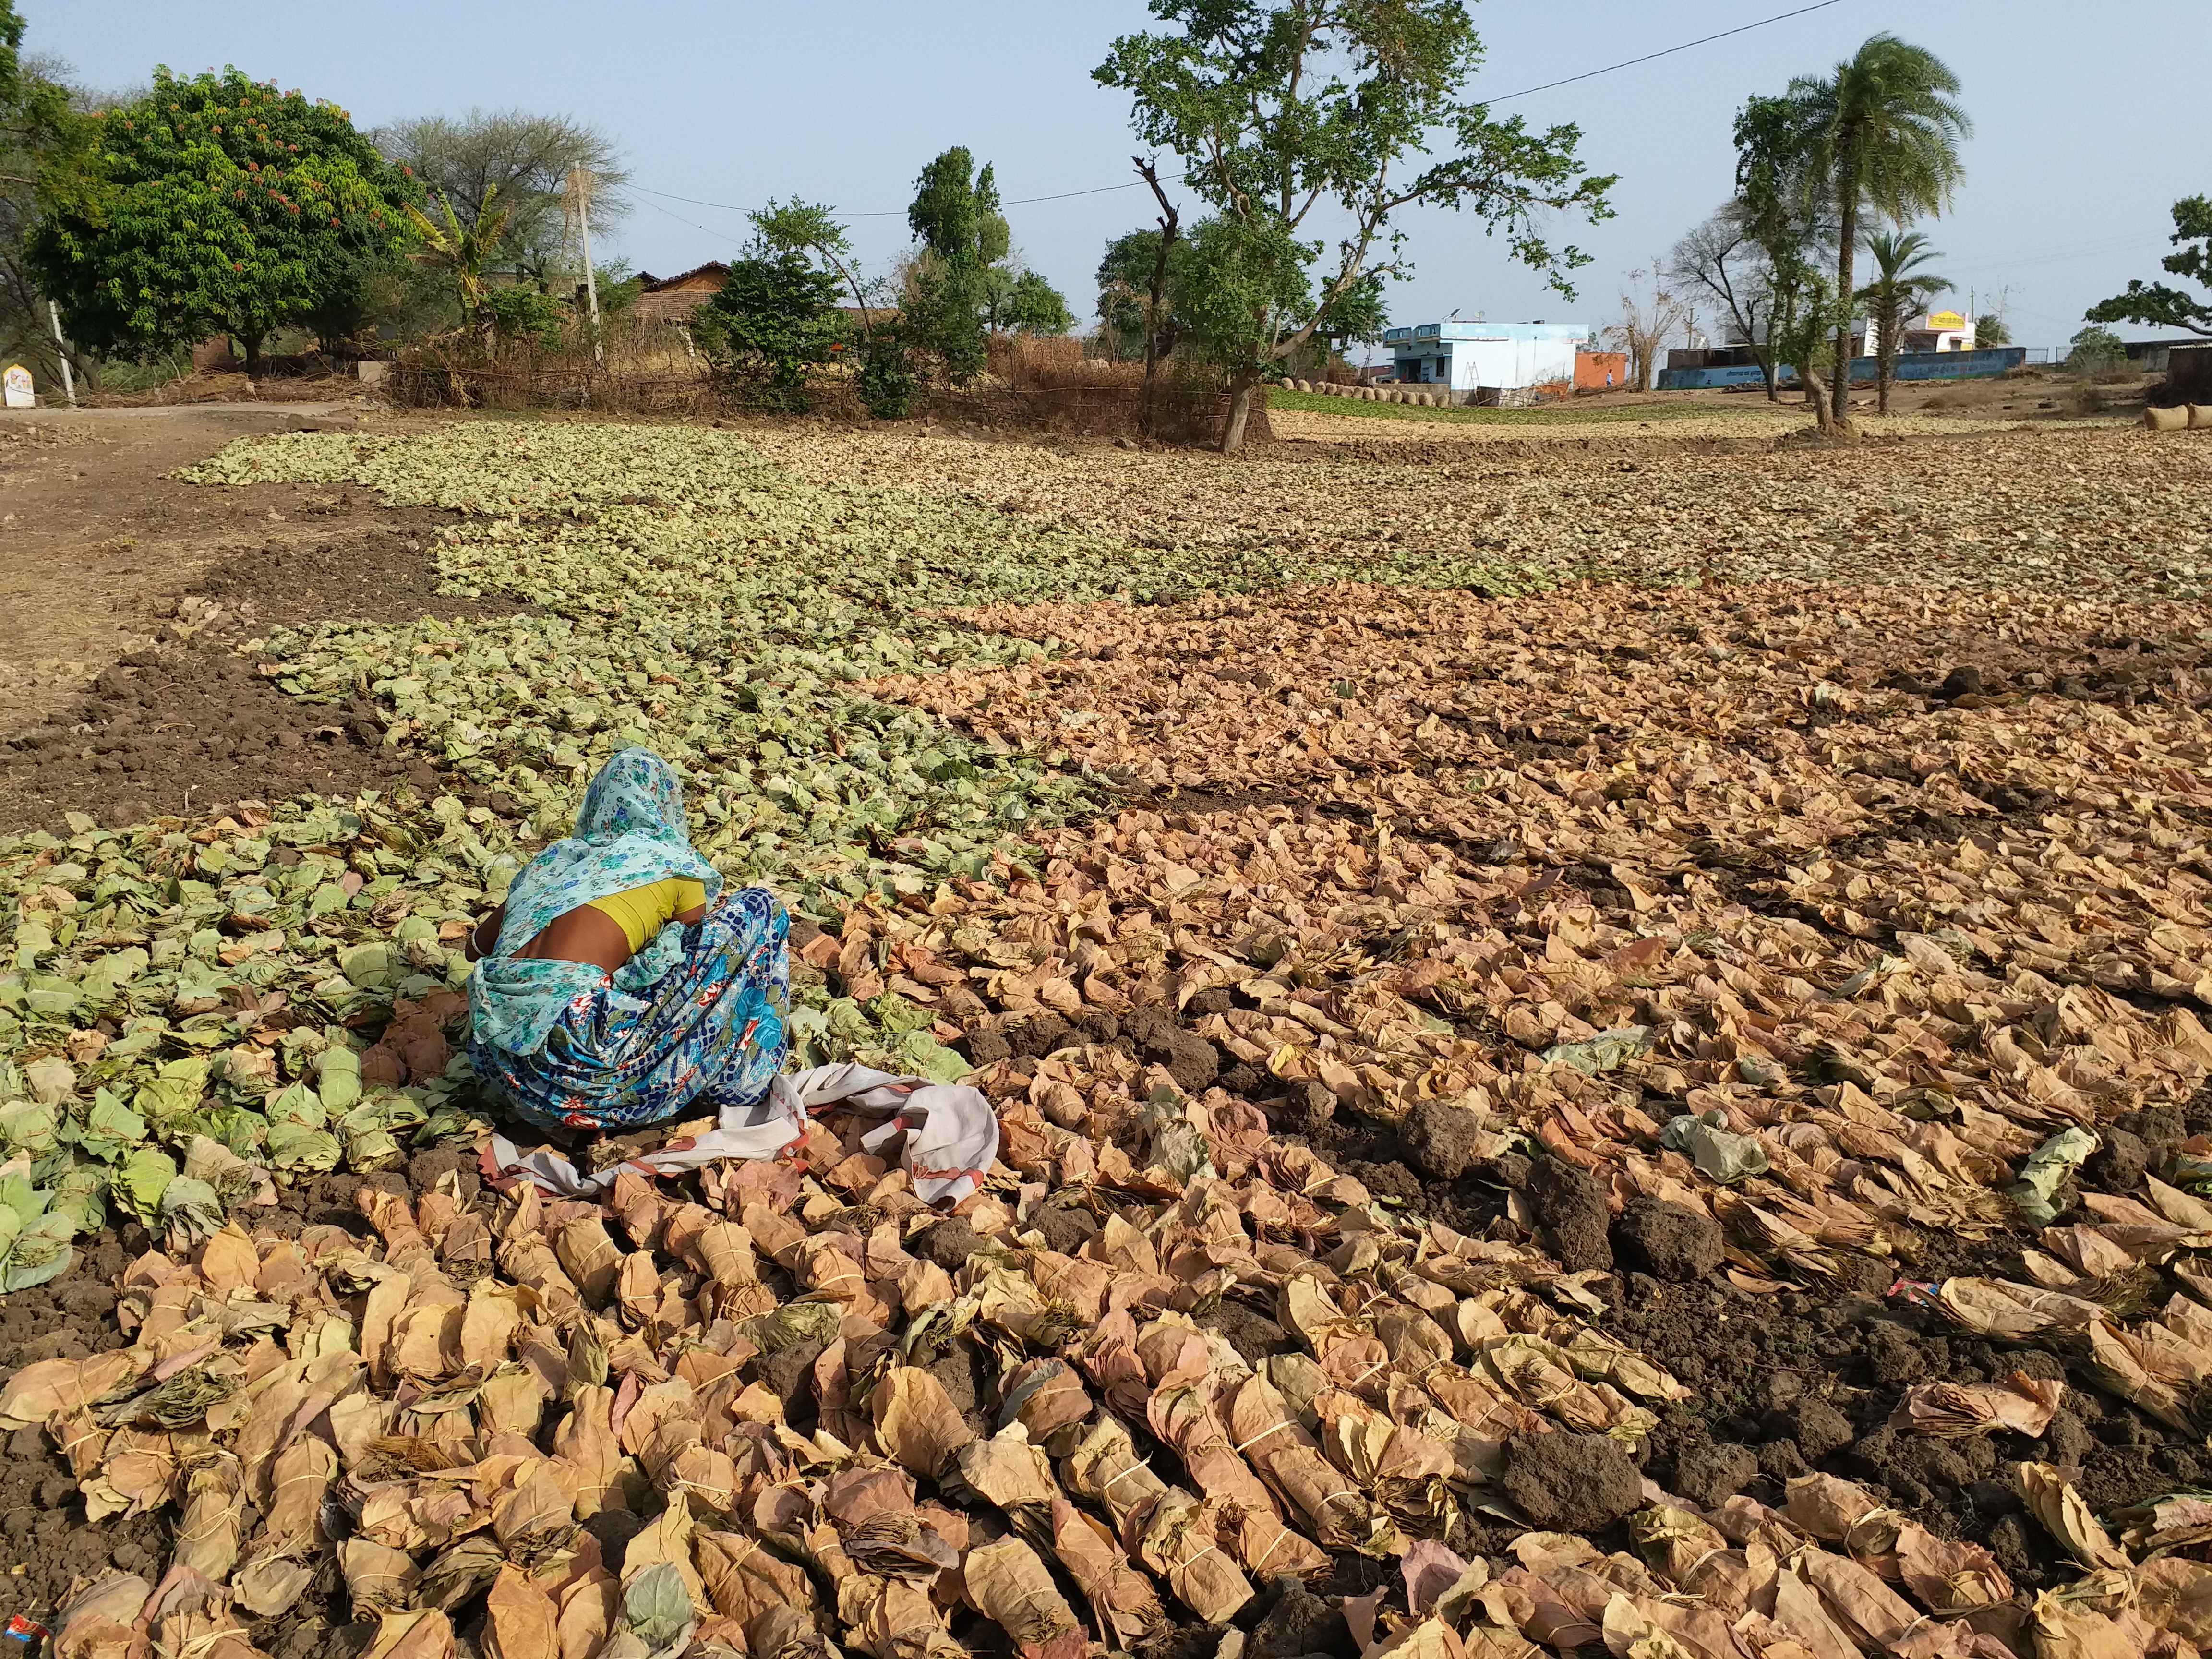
1382, 321, 1594, 402
1862, 307, 1976, 359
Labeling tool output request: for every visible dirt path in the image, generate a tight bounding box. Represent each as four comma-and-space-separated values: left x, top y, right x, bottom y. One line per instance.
0, 405, 377, 730
0, 405, 541, 831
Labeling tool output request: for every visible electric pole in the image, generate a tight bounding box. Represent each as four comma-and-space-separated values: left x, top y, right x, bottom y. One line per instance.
566, 165, 605, 368
48, 301, 76, 407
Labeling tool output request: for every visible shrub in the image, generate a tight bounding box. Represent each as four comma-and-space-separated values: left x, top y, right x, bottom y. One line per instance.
484, 286, 565, 349
2065, 325, 2128, 376
690, 249, 846, 410
856, 330, 917, 421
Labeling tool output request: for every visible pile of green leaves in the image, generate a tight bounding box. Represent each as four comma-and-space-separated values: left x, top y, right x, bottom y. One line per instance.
0, 797, 486, 1265
184, 426, 1575, 893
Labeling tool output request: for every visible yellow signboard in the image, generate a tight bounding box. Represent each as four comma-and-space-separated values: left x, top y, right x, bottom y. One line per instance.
1924, 310, 1967, 332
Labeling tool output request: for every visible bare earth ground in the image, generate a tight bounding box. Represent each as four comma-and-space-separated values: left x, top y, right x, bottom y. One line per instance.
0, 406, 538, 828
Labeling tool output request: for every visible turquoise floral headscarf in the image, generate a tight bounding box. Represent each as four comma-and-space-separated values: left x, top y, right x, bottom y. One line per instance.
468, 749, 725, 1056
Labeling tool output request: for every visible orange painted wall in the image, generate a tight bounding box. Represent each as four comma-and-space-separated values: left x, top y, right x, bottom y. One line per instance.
1575, 350, 1628, 390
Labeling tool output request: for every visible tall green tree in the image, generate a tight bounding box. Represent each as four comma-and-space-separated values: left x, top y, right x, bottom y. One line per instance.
0, 7, 82, 386
905, 146, 1001, 384
750, 197, 912, 419
1857, 227, 1951, 414
2087, 196, 2212, 339
1096, 0, 1613, 453
1783, 35, 1970, 423
1097, 220, 1201, 367
1725, 93, 1830, 403
1096, 227, 1169, 358
30, 67, 416, 373
995, 267, 1073, 337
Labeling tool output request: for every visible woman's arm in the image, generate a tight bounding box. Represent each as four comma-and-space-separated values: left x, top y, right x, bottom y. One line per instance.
464, 904, 506, 963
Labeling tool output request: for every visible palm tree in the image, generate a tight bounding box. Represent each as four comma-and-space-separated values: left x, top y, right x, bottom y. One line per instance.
1857, 228, 1953, 415
1787, 36, 1970, 424
402, 185, 512, 339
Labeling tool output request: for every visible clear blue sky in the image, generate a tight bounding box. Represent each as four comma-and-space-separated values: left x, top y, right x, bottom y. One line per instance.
28, 0, 2212, 355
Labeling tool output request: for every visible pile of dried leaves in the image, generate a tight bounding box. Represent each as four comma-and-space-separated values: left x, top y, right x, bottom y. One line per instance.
4, 420, 2211, 1659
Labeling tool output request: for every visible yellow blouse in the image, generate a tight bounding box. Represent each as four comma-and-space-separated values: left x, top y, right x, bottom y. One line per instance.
582, 878, 709, 952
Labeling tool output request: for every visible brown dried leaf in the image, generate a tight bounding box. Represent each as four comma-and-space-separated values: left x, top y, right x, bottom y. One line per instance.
339, 1539, 423, 1613
483, 1565, 560, 1659
963, 1537, 1081, 1647
2018, 1461, 2131, 1570
1048, 1497, 1163, 1647
232, 1557, 315, 1619
362, 1609, 456, 1659
871, 1366, 976, 1479
51, 1576, 148, 1659
1891, 1372, 2064, 1439
0, 1351, 144, 1429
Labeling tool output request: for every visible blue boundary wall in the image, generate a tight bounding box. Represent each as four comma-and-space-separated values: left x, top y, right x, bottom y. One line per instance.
1657, 346, 2027, 391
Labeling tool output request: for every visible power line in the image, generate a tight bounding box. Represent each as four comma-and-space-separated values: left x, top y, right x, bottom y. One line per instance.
630, 179, 1144, 223
1484, 0, 1852, 103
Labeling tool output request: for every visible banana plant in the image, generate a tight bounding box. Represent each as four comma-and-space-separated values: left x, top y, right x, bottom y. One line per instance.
403, 184, 513, 339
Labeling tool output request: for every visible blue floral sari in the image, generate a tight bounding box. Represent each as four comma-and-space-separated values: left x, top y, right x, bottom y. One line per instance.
466, 749, 790, 1132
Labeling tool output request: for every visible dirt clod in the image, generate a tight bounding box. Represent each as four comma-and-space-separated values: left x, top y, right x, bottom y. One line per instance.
1501, 1432, 1643, 1532
2085, 1127, 2147, 1193
1864, 1321, 1928, 1384
962, 1029, 1013, 1067
756, 1338, 826, 1433
1526, 1157, 1612, 1271
1791, 1396, 1857, 1461
1276, 1081, 1337, 1135
1033, 1202, 1099, 1255
1127, 1007, 1222, 1093
1673, 1442, 1758, 1506
1246, 1576, 1352, 1659
1202, 1301, 1295, 1367
916, 1217, 985, 1272
1398, 1098, 1481, 1181
1613, 1196, 1723, 1281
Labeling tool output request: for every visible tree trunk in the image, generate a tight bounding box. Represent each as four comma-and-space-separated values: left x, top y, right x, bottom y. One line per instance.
1831, 187, 1858, 423
1802, 363, 1834, 433
240, 331, 265, 378
1759, 352, 1780, 401
1221, 372, 1256, 455
1875, 295, 1895, 415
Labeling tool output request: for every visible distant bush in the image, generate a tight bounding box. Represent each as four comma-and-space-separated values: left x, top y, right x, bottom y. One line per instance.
690, 250, 847, 411
2065, 325, 2128, 376
856, 330, 917, 421
484, 287, 565, 349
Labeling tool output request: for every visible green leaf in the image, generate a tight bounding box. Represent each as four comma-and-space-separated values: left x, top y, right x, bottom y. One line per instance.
2008, 1127, 2099, 1225
1659, 1112, 1771, 1185
113, 1146, 178, 1221
621, 1563, 695, 1651
1541, 1025, 1654, 1076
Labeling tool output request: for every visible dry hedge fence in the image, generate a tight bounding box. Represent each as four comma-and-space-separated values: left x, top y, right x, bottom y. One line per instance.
387, 331, 1269, 445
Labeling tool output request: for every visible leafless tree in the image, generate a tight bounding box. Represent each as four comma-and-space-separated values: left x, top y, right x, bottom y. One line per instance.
1667, 205, 1788, 399
1604, 263, 1691, 393
377, 109, 629, 286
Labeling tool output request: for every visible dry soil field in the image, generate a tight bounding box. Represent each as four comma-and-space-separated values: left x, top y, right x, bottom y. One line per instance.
1, 407, 2210, 1659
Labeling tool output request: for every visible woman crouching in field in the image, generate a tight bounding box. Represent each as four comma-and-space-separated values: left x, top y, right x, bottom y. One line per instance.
462, 747, 788, 1134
